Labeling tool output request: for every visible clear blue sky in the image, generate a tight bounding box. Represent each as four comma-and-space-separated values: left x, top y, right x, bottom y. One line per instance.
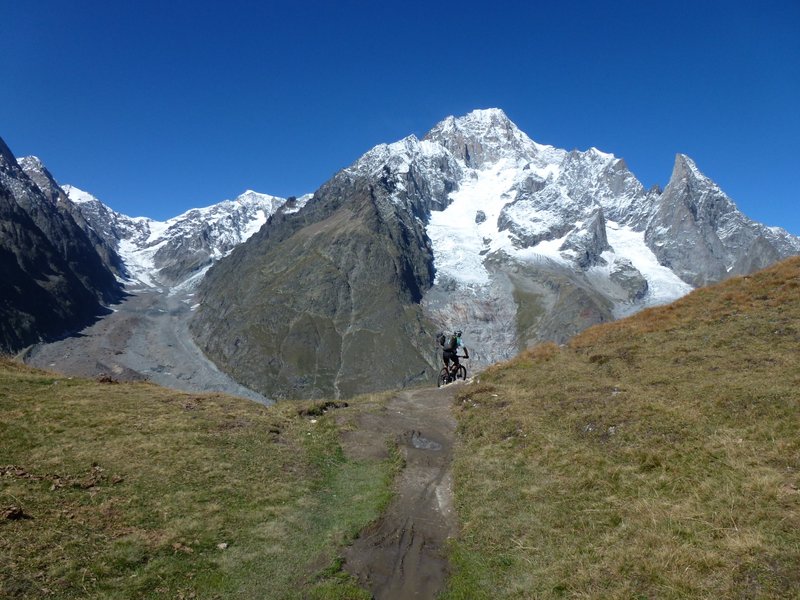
2, 1, 798, 234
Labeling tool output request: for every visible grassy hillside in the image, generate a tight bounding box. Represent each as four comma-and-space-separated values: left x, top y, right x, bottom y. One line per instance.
4, 257, 799, 598
445, 257, 800, 599
0, 361, 395, 599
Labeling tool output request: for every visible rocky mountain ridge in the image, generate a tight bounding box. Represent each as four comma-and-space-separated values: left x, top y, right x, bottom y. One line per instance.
0, 137, 123, 352
191, 108, 800, 398
63, 185, 309, 289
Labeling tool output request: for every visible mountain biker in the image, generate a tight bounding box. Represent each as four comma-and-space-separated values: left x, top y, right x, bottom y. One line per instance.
438, 330, 469, 378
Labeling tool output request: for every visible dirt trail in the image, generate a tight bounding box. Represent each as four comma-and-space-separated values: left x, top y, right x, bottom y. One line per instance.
341, 384, 459, 599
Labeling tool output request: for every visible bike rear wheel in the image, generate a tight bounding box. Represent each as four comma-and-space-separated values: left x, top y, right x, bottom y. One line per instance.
437, 367, 449, 388
456, 365, 467, 380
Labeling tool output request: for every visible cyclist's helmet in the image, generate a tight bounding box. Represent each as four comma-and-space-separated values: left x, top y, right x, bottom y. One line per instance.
455, 330, 463, 337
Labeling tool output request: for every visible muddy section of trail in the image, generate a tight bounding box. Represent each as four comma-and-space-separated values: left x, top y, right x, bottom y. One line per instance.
24, 289, 269, 404
341, 385, 459, 599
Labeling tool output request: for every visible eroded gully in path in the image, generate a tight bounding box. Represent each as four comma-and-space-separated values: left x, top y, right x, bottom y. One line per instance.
340, 385, 459, 599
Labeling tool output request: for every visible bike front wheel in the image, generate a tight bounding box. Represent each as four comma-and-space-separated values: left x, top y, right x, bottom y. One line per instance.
437, 368, 449, 388
456, 365, 467, 380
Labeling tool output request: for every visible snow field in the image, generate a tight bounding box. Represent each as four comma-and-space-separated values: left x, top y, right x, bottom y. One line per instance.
427, 160, 523, 286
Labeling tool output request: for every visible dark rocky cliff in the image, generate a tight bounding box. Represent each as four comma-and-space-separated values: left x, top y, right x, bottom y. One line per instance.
0, 137, 122, 352
19, 156, 127, 279
0, 185, 105, 351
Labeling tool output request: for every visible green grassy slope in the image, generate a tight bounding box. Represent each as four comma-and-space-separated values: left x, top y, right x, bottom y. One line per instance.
446, 257, 800, 599
0, 362, 394, 599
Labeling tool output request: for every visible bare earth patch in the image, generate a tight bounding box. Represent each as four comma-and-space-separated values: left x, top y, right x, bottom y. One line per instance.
341, 385, 459, 599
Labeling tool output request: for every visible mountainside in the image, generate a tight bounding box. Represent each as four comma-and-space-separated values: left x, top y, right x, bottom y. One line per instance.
0, 138, 122, 352
18, 157, 126, 279
65, 186, 305, 289
191, 108, 800, 399
190, 169, 439, 400
644, 154, 797, 286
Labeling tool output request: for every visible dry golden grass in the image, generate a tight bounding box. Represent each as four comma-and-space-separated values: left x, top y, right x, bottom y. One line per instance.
444, 257, 800, 599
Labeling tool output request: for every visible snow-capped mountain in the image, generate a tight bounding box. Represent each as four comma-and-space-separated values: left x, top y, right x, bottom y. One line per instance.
345, 108, 800, 362
7, 109, 795, 395
191, 108, 800, 399
18, 157, 127, 278
64, 185, 311, 289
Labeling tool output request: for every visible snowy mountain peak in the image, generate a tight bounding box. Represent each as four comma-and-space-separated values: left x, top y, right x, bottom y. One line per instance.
347, 133, 457, 181
236, 189, 281, 203
587, 147, 616, 161
672, 153, 708, 182
425, 108, 531, 168
423, 108, 567, 172
62, 184, 100, 204
18, 155, 68, 205
665, 153, 728, 205
17, 155, 45, 171
435, 108, 514, 134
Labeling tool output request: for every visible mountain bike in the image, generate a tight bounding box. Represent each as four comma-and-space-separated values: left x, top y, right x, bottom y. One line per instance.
437, 355, 468, 387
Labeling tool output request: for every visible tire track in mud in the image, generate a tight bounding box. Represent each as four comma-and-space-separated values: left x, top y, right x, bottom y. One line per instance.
341, 385, 459, 599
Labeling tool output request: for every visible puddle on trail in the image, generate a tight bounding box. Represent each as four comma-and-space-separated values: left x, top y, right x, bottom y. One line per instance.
399, 430, 443, 451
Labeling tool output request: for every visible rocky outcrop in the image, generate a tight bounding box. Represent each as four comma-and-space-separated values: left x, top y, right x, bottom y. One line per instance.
560, 209, 610, 268
19, 157, 126, 278
645, 155, 729, 286
609, 258, 649, 301
0, 139, 121, 352
0, 187, 98, 351
0, 146, 122, 307
642, 154, 800, 287
729, 235, 782, 276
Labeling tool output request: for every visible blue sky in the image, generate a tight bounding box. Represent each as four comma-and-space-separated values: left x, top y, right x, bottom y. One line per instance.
2, 1, 798, 234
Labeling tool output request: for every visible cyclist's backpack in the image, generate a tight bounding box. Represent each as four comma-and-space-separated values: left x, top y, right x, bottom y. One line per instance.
444, 335, 457, 351
436, 333, 446, 347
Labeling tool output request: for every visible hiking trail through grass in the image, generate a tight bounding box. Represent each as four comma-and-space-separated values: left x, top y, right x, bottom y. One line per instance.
339, 385, 459, 599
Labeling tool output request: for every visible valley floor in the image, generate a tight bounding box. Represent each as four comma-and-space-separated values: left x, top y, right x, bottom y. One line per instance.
25, 289, 269, 404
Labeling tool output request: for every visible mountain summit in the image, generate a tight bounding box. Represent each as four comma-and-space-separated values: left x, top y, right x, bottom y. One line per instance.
423, 108, 554, 168
190, 109, 800, 399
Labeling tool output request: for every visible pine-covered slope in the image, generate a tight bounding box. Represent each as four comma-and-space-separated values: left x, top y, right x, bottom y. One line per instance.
190, 109, 800, 399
